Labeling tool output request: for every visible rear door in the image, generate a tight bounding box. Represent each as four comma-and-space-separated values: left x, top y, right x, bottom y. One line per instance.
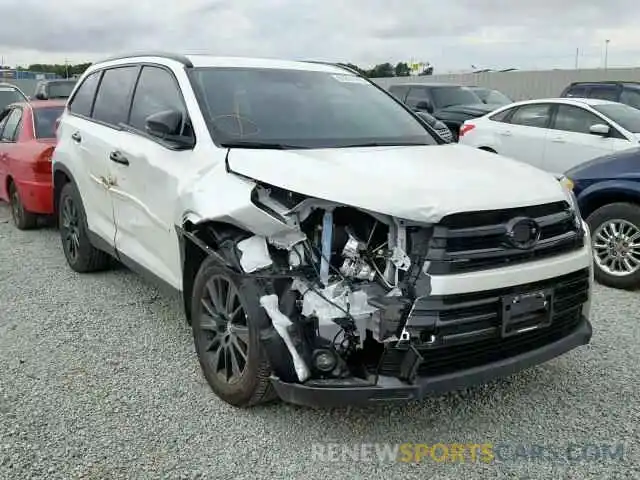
495, 102, 553, 169
56, 69, 122, 245
85, 65, 140, 246
543, 104, 620, 173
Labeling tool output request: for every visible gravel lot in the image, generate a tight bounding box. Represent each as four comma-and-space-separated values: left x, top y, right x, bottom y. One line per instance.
0, 201, 639, 480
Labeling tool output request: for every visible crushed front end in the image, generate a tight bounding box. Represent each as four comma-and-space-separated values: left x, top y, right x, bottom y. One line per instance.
228, 186, 593, 407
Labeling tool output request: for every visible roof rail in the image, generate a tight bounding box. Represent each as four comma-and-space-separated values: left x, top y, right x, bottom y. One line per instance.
96, 51, 193, 68
303, 60, 361, 76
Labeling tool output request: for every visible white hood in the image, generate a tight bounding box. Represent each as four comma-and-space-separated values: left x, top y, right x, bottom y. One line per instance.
227, 144, 568, 223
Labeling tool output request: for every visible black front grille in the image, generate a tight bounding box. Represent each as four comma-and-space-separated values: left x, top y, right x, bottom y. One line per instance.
378, 268, 589, 378
424, 201, 585, 274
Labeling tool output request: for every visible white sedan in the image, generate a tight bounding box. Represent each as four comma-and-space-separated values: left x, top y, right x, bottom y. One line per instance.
458, 98, 640, 174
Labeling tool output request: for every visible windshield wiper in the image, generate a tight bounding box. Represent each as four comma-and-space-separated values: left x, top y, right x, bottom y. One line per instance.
220, 141, 306, 150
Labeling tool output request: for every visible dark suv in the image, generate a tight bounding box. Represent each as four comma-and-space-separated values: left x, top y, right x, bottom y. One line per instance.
388, 83, 496, 140
560, 81, 640, 110
33, 79, 77, 100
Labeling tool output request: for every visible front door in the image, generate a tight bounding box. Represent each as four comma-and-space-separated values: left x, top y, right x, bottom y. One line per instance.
543, 104, 626, 174
109, 65, 196, 290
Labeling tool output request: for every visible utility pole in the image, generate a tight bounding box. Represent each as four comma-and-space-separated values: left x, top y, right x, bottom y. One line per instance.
65, 58, 69, 78
574, 48, 579, 69
604, 39, 610, 70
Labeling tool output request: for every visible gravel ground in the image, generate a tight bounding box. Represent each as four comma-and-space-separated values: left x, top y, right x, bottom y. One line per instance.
0, 201, 639, 480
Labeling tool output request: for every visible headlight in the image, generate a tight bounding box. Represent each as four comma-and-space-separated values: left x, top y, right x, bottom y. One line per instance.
558, 175, 574, 191
557, 175, 581, 219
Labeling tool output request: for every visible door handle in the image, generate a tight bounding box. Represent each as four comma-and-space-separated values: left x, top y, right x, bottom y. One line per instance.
71, 132, 81, 143
551, 137, 566, 143
109, 151, 129, 166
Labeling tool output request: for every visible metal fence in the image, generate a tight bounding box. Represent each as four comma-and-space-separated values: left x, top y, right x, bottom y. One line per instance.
371, 67, 640, 101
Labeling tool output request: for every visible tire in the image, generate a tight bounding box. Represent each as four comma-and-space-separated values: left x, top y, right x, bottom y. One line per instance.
9, 181, 38, 230
191, 255, 276, 407
586, 202, 640, 290
58, 181, 111, 273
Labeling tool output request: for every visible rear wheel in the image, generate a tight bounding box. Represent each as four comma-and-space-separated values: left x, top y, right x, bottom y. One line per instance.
9, 181, 38, 230
586, 202, 640, 290
58, 182, 111, 273
191, 255, 276, 407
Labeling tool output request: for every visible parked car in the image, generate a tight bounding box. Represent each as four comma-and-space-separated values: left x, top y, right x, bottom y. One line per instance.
467, 86, 513, 105
459, 98, 640, 175
560, 81, 640, 110
33, 79, 77, 100
52, 52, 593, 408
387, 83, 495, 140
561, 147, 640, 289
0, 100, 65, 229
0, 82, 28, 111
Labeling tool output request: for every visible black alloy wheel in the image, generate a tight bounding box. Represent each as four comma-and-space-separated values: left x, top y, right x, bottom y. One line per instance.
199, 274, 250, 384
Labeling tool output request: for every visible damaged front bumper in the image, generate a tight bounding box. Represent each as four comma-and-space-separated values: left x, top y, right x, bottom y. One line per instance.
270, 316, 592, 407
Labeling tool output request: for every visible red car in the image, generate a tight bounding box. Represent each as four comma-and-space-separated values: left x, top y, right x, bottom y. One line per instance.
0, 100, 65, 229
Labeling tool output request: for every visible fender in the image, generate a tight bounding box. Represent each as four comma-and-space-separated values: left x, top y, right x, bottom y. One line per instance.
577, 179, 640, 205
52, 162, 79, 215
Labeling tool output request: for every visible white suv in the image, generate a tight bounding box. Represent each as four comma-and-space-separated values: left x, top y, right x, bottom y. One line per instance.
52, 52, 594, 408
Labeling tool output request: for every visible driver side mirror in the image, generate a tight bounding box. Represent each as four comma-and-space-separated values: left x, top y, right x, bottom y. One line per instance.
415, 100, 434, 114
145, 109, 194, 148
589, 123, 610, 136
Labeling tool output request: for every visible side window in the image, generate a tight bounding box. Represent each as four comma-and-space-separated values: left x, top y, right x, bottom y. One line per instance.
489, 108, 513, 122
128, 66, 186, 133
92, 66, 139, 126
0, 109, 10, 137
552, 105, 606, 134
509, 104, 552, 128
587, 85, 619, 101
620, 89, 640, 109
68, 71, 101, 117
564, 85, 587, 97
0, 108, 22, 141
405, 87, 428, 108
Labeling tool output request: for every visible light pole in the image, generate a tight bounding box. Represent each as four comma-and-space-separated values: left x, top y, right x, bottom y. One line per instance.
604, 39, 610, 70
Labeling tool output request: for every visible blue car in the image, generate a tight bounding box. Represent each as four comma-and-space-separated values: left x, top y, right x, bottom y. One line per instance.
563, 147, 640, 290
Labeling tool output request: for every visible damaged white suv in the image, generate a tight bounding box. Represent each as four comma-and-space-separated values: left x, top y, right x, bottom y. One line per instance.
52, 53, 594, 408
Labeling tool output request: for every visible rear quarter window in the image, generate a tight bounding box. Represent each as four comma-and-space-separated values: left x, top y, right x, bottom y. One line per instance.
488, 108, 513, 122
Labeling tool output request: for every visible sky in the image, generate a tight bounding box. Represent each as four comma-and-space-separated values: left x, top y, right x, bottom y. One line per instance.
0, 0, 638, 73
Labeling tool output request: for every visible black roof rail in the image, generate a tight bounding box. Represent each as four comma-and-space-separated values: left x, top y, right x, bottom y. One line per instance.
96, 51, 193, 68
303, 60, 361, 76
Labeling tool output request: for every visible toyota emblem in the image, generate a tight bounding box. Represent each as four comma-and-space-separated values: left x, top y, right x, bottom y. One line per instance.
505, 217, 541, 249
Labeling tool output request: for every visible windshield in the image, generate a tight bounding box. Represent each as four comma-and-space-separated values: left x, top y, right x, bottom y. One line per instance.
189, 67, 438, 148
471, 88, 512, 105
431, 86, 482, 109
45, 81, 76, 99
34, 106, 64, 138
592, 103, 640, 133
0, 87, 25, 110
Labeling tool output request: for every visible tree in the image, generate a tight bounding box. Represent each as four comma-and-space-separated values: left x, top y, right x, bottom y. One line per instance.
366, 62, 395, 78
394, 62, 411, 77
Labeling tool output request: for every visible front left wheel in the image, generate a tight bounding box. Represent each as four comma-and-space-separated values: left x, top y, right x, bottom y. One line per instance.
586, 202, 640, 290
191, 255, 276, 407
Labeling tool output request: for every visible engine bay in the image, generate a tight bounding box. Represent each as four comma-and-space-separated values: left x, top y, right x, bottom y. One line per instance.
227, 184, 432, 385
